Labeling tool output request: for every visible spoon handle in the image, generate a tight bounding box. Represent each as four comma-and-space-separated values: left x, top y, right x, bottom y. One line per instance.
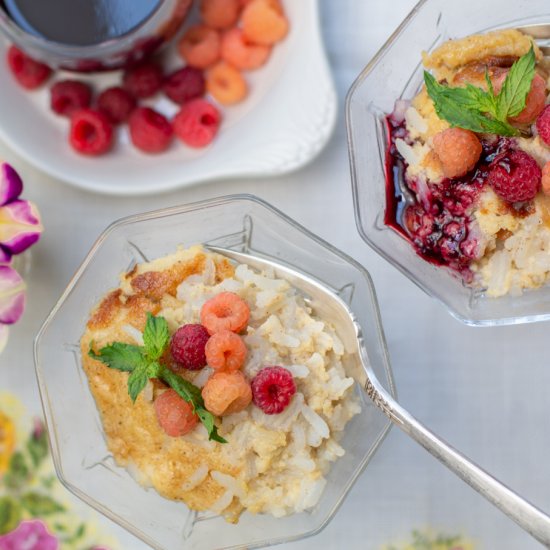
364, 366, 550, 547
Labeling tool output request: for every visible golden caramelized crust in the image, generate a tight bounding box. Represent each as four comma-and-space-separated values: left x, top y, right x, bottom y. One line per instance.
88, 289, 123, 330
130, 253, 207, 300
423, 29, 540, 79
81, 247, 245, 514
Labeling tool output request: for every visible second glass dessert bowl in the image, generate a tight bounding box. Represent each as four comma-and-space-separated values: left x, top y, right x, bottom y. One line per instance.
346, 0, 550, 326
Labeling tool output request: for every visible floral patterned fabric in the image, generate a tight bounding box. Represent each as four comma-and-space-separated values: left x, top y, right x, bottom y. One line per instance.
0, 393, 119, 550
383, 529, 475, 550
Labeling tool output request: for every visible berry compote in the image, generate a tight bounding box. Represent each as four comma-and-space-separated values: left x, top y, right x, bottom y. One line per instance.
385, 112, 513, 281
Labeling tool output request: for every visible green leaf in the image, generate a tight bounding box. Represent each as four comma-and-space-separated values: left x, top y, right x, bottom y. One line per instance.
497, 46, 536, 118
27, 425, 49, 468
196, 409, 227, 444
89, 341, 145, 372
143, 312, 170, 360
424, 71, 518, 136
0, 496, 21, 535
160, 367, 204, 408
3, 451, 29, 490
127, 368, 149, 403
20, 492, 65, 516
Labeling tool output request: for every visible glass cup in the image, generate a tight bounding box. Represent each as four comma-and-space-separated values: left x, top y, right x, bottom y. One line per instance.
0, 0, 192, 71
34, 195, 396, 549
346, 0, 550, 326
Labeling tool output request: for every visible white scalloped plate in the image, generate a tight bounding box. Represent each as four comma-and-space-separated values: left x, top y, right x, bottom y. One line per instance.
0, 0, 336, 196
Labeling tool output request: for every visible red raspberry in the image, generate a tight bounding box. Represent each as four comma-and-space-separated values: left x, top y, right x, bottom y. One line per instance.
487, 149, 541, 203
50, 80, 92, 117
154, 389, 198, 437
536, 105, 550, 147
7, 45, 51, 90
123, 61, 163, 98
432, 128, 482, 179
170, 324, 210, 371
251, 366, 296, 414
97, 86, 136, 124
128, 107, 173, 153
163, 67, 205, 105
173, 99, 221, 148
69, 109, 113, 156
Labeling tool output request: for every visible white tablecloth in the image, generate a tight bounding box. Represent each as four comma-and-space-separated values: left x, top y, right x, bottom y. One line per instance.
1, 1, 549, 548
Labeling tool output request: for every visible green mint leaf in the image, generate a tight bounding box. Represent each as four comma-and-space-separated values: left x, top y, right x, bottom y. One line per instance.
0, 497, 22, 535
20, 492, 65, 516
127, 360, 161, 402
127, 367, 150, 403
160, 367, 204, 408
143, 312, 170, 360
196, 409, 227, 444
496, 46, 536, 118
424, 71, 519, 136
89, 341, 145, 372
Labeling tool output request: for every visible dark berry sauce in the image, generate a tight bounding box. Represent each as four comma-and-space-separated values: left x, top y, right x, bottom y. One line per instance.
385, 113, 513, 279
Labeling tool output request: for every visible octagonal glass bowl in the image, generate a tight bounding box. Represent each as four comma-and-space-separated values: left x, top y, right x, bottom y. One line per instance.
34, 195, 395, 550
346, 0, 550, 326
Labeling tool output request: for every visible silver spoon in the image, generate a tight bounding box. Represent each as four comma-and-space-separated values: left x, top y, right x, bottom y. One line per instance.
209, 246, 550, 547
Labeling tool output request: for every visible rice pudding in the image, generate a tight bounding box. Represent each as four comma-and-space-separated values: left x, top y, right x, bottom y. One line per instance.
386, 29, 550, 297
82, 246, 360, 521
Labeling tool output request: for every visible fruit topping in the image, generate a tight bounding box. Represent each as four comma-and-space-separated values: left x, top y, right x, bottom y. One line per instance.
97, 86, 136, 124
50, 80, 92, 117
128, 107, 173, 153
173, 98, 221, 148
509, 73, 547, 125
178, 25, 221, 69
205, 329, 247, 372
202, 370, 252, 416
200, 291, 249, 334
221, 28, 271, 70
432, 128, 482, 179
154, 388, 199, 437
69, 109, 113, 156
200, 0, 240, 30
6, 46, 51, 90
163, 66, 205, 104
206, 61, 247, 105
241, 0, 289, 46
169, 323, 210, 371
251, 366, 296, 415
487, 149, 541, 203
123, 61, 163, 98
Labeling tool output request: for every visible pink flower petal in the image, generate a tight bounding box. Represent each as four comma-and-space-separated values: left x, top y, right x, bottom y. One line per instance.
0, 199, 43, 255
0, 520, 59, 550
0, 265, 26, 324
0, 324, 8, 353
0, 163, 23, 206
0, 246, 12, 264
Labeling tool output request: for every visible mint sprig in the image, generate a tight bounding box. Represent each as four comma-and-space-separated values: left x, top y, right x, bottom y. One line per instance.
424, 46, 536, 136
89, 313, 226, 443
